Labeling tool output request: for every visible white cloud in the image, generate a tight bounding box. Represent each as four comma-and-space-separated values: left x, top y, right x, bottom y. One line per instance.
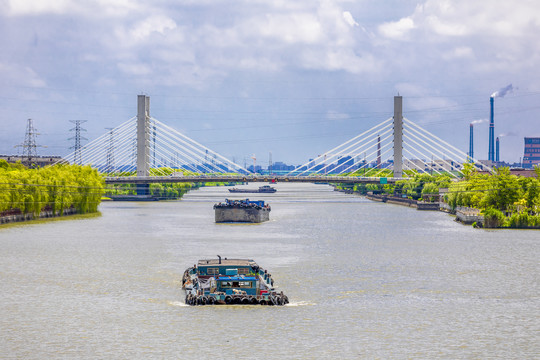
442, 46, 474, 60
4, 0, 143, 17
394, 83, 457, 117
394, 0, 540, 40
113, 15, 177, 47
425, 15, 467, 36
247, 13, 323, 44
471, 119, 488, 125
131, 15, 177, 41
0, 62, 46, 87
5, 0, 73, 15
342, 11, 358, 27
378, 17, 415, 40
301, 48, 378, 74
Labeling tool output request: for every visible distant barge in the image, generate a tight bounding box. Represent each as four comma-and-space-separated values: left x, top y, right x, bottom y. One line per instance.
214, 199, 270, 223
228, 185, 277, 193
182, 257, 288, 306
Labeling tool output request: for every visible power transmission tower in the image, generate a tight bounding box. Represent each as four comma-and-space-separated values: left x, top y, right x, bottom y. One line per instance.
15, 118, 44, 166
68, 120, 87, 165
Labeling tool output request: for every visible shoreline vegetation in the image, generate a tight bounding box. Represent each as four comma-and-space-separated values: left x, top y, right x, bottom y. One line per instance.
0, 163, 232, 226
0, 160, 104, 226
336, 164, 540, 229
104, 168, 238, 200
3, 159, 539, 229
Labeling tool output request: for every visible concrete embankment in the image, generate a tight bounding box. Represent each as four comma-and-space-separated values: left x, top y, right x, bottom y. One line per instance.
365, 194, 439, 210
454, 207, 484, 225
364, 193, 484, 225
0, 208, 80, 226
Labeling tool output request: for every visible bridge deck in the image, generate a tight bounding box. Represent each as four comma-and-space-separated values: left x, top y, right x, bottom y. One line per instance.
105, 175, 399, 185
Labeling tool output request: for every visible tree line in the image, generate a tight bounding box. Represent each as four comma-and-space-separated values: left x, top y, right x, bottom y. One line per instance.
104, 167, 240, 199
339, 164, 540, 228
445, 164, 540, 228
0, 160, 104, 217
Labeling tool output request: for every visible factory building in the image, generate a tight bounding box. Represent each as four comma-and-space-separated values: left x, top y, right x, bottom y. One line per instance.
0, 155, 62, 167
403, 159, 464, 173
523, 137, 540, 168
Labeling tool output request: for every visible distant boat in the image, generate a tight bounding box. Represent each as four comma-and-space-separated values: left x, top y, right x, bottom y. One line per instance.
228, 185, 277, 193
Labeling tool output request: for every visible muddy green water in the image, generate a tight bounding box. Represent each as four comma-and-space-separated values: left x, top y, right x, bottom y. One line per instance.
1, 183, 538, 359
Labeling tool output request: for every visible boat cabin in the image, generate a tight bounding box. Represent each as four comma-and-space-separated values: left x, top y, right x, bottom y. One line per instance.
216, 276, 258, 296
196, 258, 258, 277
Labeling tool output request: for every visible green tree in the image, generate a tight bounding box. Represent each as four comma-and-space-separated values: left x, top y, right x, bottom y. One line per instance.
483, 167, 521, 211
421, 183, 439, 202
534, 165, 540, 179
482, 208, 506, 228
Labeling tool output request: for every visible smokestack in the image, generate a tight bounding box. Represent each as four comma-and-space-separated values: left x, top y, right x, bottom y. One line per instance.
496, 137, 500, 162
377, 134, 381, 168
469, 123, 474, 162
488, 97, 495, 161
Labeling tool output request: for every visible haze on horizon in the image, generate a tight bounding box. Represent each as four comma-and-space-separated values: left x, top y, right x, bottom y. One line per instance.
1, 0, 539, 166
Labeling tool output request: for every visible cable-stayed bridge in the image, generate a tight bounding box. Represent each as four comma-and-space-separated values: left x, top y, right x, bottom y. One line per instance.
58, 95, 489, 187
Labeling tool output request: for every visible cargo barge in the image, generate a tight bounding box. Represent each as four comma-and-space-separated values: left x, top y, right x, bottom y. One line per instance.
214, 199, 270, 223
228, 185, 277, 193
182, 256, 288, 306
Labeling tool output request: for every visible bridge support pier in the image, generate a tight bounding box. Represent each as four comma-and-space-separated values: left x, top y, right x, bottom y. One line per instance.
136, 183, 150, 196
393, 96, 403, 178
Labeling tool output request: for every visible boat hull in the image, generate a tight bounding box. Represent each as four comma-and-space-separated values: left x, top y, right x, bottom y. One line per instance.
184, 293, 287, 306
215, 207, 270, 223
228, 185, 277, 193
228, 189, 276, 193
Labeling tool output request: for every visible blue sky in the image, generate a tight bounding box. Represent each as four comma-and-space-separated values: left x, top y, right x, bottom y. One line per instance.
1, 0, 539, 166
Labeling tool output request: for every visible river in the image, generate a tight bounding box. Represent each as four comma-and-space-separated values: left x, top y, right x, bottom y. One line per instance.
0, 183, 538, 359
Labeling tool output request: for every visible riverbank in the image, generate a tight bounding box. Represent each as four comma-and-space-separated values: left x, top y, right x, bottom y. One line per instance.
365, 193, 440, 210
361, 191, 540, 229
0, 209, 101, 228
362, 192, 486, 226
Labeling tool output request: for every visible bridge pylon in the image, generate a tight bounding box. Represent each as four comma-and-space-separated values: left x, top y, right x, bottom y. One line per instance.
136, 95, 151, 195
393, 95, 403, 178
137, 95, 150, 177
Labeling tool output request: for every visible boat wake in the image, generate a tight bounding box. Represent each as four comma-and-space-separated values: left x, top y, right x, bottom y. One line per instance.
285, 301, 316, 307
168, 301, 189, 307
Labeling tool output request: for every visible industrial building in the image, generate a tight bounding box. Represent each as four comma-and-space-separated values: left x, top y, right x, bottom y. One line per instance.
523, 137, 540, 168
0, 155, 62, 167
403, 159, 464, 173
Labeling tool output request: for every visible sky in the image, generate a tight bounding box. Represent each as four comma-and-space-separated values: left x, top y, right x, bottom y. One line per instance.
1, 0, 540, 167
